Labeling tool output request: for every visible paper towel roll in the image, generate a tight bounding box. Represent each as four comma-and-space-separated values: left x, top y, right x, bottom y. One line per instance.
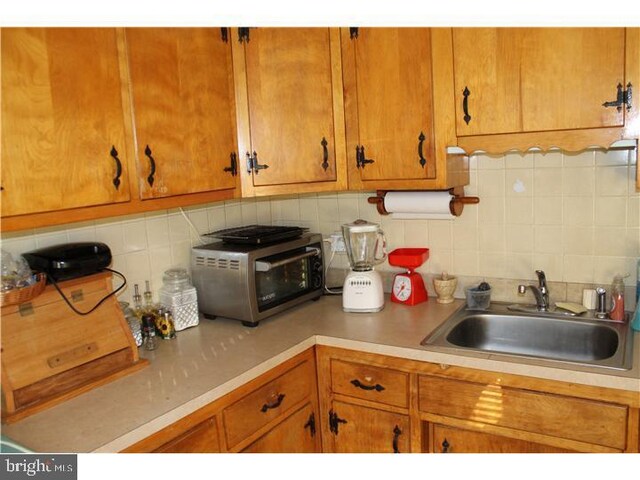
383, 191, 455, 220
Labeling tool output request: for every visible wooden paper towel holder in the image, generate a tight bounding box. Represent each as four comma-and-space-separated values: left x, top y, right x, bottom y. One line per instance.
367, 188, 479, 217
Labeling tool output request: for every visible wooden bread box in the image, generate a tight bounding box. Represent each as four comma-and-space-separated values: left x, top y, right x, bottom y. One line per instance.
1, 271, 148, 423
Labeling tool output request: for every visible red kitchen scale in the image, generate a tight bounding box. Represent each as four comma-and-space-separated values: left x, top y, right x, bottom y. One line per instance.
389, 248, 429, 305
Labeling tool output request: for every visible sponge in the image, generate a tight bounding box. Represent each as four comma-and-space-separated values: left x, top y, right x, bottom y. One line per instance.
555, 302, 588, 315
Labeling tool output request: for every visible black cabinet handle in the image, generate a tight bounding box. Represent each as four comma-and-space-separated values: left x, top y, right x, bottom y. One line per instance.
110, 146, 122, 190
350, 379, 385, 392
144, 145, 156, 187
304, 412, 316, 437
441, 438, 450, 453
392, 425, 402, 453
321, 137, 329, 171
260, 393, 285, 412
224, 152, 237, 176
462, 86, 471, 125
418, 131, 426, 167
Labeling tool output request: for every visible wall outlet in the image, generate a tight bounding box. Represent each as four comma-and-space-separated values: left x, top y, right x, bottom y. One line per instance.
330, 232, 346, 253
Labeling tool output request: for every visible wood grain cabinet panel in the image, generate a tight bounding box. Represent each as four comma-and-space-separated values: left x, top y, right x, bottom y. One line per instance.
232, 27, 348, 196
1, 28, 131, 216
222, 358, 314, 448
242, 403, 320, 453
125, 28, 238, 199
430, 424, 572, 453
341, 27, 467, 191
419, 374, 628, 450
328, 401, 410, 453
330, 359, 408, 408
154, 418, 220, 453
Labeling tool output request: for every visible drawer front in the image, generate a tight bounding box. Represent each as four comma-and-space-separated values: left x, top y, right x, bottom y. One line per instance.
154, 418, 220, 453
419, 375, 628, 450
431, 424, 572, 453
223, 359, 313, 448
331, 359, 408, 408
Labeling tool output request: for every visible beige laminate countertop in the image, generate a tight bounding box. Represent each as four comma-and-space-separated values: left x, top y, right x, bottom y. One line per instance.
3, 295, 639, 453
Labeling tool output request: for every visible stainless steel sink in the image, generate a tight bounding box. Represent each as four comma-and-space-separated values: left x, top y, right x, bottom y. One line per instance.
421, 303, 634, 371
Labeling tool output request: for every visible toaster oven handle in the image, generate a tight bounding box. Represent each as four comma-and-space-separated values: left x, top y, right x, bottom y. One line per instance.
255, 247, 321, 272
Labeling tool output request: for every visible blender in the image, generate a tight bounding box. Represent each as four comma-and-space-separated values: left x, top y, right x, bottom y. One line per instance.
342, 220, 387, 312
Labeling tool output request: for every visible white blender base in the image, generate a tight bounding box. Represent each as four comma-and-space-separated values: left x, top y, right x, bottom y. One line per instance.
342, 270, 385, 313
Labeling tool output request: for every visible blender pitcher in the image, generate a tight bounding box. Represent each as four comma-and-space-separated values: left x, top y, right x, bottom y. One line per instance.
342, 220, 387, 271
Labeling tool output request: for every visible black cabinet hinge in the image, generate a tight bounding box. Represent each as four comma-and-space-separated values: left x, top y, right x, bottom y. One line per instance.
220, 28, 229, 43
602, 82, 632, 112
238, 27, 251, 43
246, 151, 269, 174
349, 27, 359, 39
304, 413, 316, 437
328, 409, 347, 435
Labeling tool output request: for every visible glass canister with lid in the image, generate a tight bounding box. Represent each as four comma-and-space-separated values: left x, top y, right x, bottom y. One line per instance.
158, 268, 199, 331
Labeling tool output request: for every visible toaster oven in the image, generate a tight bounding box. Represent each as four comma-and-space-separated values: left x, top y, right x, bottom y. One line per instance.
191, 233, 324, 326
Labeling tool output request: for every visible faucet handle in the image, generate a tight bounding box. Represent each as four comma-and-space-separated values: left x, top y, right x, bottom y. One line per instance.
517, 285, 527, 295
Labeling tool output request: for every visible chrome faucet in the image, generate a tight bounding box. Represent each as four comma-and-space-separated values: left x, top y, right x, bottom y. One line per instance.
517, 270, 550, 312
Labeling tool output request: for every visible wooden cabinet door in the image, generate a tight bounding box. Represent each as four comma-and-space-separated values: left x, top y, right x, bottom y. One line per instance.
343, 28, 436, 181
126, 28, 237, 199
453, 28, 627, 137
242, 403, 320, 453
154, 418, 220, 453
1, 28, 131, 216
239, 28, 343, 189
431, 424, 571, 453
328, 401, 410, 453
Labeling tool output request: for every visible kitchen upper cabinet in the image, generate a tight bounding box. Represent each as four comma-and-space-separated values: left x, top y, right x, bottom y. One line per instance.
231, 28, 348, 196
452, 28, 640, 153
125, 28, 238, 199
342, 27, 468, 191
1, 28, 132, 217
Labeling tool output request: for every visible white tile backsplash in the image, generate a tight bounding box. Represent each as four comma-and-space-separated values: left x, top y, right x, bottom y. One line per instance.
2, 149, 638, 307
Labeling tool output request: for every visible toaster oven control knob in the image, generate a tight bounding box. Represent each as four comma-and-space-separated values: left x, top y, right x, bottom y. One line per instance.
312, 260, 323, 272
313, 275, 322, 289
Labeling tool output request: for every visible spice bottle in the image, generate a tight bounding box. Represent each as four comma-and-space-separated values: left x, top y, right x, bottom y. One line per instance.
141, 313, 158, 350
609, 275, 626, 322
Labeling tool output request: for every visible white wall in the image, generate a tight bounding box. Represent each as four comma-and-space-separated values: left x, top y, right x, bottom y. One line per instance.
1, 149, 638, 306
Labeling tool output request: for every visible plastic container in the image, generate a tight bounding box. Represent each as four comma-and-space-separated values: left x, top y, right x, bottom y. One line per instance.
158, 268, 199, 331
465, 286, 491, 310
609, 274, 626, 322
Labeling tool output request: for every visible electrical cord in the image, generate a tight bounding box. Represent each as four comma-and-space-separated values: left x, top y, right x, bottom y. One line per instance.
47, 268, 127, 316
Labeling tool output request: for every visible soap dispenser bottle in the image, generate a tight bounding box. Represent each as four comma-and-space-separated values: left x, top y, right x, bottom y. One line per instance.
609, 274, 626, 322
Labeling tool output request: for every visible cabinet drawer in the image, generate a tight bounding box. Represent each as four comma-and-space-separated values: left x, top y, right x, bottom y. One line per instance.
223, 359, 314, 448
154, 418, 220, 453
419, 375, 628, 450
331, 359, 408, 408
431, 424, 571, 453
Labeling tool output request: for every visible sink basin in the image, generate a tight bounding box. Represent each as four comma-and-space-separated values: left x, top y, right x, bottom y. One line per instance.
422, 303, 634, 371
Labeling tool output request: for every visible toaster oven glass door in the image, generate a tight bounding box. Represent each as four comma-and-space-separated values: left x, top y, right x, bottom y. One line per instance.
254, 246, 319, 311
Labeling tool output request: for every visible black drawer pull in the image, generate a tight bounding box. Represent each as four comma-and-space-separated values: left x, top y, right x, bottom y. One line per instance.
260, 393, 285, 412
350, 379, 385, 392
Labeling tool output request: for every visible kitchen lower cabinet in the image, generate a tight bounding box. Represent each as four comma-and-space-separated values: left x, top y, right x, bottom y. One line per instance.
428, 424, 571, 453
451, 27, 640, 153
154, 418, 220, 453
326, 401, 410, 453
122, 348, 320, 453
242, 403, 320, 453
231, 27, 348, 197
341, 27, 468, 191
125, 28, 238, 200
1, 28, 132, 217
